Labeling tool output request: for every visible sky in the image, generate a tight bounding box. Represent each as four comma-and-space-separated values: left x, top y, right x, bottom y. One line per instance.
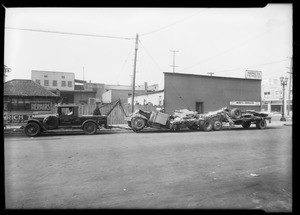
4, 4, 292, 89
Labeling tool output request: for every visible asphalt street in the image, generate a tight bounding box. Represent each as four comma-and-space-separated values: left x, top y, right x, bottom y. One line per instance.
4, 122, 292, 211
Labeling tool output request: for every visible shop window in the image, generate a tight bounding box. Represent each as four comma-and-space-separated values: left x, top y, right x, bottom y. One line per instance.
61, 81, 66, 87
68, 81, 73, 87
44, 80, 49, 86
53, 80, 57, 87
10, 98, 31, 111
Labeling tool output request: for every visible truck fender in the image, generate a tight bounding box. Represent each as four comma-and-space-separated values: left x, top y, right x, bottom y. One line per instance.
131, 114, 148, 121
82, 119, 99, 129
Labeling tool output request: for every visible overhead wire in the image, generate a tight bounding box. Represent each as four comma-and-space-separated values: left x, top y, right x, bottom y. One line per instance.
178, 17, 292, 72
5, 26, 135, 40
140, 8, 210, 37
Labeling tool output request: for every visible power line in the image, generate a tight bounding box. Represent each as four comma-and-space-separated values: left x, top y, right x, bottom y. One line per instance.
5, 26, 135, 40
140, 8, 210, 37
179, 18, 292, 72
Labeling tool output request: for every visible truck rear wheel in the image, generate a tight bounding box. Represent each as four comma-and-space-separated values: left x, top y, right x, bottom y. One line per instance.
24, 122, 41, 137
201, 120, 213, 131
256, 119, 266, 129
213, 120, 222, 131
131, 117, 146, 132
83, 122, 98, 134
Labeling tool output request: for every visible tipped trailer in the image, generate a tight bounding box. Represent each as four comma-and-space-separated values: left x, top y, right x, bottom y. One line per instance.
125, 107, 271, 132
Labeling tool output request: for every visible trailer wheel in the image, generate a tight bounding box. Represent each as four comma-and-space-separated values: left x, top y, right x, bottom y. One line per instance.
241, 121, 251, 129
202, 120, 213, 131
83, 122, 98, 135
131, 117, 146, 132
24, 122, 41, 137
230, 108, 242, 119
213, 120, 222, 131
256, 119, 267, 129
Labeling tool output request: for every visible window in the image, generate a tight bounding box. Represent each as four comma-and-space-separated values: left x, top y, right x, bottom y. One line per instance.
89, 98, 96, 105
44, 75, 48, 78
62, 76, 65, 79
61, 81, 66, 87
10, 98, 31, 111
44, 80, 49, 86
53, 80, 57, 87
36, 79, 41, 85
68, 81, 72, 87
264, 92, 270, 98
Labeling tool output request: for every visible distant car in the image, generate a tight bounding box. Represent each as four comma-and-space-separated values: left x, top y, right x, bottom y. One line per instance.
24, 104, 108, 137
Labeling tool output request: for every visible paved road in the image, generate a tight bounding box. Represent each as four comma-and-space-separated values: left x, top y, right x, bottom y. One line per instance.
4, 123, 292, 211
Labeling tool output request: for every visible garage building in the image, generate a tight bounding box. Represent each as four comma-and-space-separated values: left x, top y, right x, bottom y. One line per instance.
164, 72, 261, 115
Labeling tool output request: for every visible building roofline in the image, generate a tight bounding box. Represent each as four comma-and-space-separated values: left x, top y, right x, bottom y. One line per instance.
31, 70, 75, 75
128, 89, 164, 98
164, 72, 261, 81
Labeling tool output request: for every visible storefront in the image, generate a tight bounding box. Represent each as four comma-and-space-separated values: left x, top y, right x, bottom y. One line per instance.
4, 79, 60, 126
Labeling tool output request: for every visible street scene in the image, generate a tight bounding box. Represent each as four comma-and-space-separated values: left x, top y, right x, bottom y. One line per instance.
5, 119, 292, 211
4, 5, 292, 212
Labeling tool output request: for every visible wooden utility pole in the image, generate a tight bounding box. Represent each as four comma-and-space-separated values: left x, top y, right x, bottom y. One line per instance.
131, 33, 139, 113
170, 50, 179, 73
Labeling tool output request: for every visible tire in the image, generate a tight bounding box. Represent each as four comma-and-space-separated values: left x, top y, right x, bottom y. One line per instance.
256, 119, 266, 129
230, 108, 242, 119
24, 122, 41, 137
241, 121, 251, 129
83, 122, 98, 135
201, 120, 213, 131
131, 117, 146, 132
213, 120, 222, 131
188, 125, 199, 131
43, 115, 59, 130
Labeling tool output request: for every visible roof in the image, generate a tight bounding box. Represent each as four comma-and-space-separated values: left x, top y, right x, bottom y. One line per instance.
130, 89, 164, 97
164, 72, 261, 81
4, 79, 59, 97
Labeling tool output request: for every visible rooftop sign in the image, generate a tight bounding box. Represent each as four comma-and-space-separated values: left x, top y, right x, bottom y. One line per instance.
245, 70, 262, 80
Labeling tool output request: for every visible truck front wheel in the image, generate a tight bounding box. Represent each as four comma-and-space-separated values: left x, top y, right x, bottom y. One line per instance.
131, 117, 146, 132
83, 122, 98, 134
24, 122, 41, 137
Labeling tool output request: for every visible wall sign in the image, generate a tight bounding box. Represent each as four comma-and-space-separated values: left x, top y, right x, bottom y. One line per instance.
4, 114, 32, 123
245, 70, 262, 80
230, 101, 261, 106
31, 102, 51, 111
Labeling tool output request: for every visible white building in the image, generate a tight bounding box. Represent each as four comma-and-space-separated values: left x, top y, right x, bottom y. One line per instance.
261, 77, 292, 114
128, 90, 164, 106
31, 70, 75, 91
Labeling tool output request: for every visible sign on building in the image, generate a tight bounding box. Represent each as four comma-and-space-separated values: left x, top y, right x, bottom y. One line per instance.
230, 101, 261, 106
30, 102, 52, 111
245, 70, 262, 80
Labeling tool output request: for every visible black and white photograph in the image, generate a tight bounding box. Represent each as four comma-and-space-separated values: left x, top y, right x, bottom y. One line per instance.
3, 4, 292, 212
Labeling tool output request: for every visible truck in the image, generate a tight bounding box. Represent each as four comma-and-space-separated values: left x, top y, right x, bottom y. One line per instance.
24, 99, 126, 137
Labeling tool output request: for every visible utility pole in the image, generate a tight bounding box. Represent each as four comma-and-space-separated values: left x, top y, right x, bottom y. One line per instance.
207, 72, 214, 76
131, 33, 139, 113
170, 50, 179, 73
287, 57, 293, 116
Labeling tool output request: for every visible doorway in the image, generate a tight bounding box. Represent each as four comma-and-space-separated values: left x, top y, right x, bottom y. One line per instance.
196, 102, 204, 114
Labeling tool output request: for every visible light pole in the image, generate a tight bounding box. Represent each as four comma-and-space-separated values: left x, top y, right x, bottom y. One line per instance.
280, 76, 288, 121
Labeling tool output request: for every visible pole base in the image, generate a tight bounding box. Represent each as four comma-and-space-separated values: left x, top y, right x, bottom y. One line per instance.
280, 117, 286, 121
